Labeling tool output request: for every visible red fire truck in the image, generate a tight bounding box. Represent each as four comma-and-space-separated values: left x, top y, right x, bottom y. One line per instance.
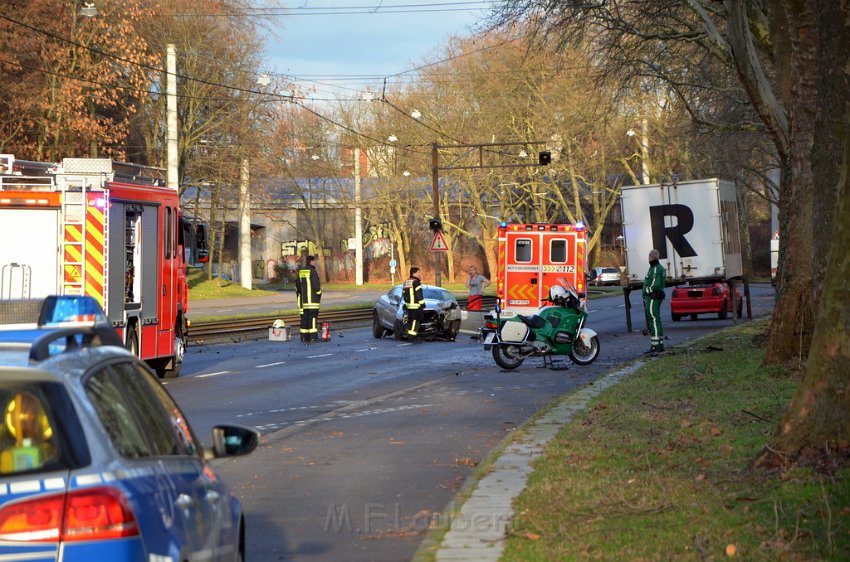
0, 154, 198, 378
495, 222, 588, 317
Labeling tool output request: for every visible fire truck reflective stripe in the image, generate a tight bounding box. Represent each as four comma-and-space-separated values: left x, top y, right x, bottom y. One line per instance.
65, 223, 82, 244
85, 205, 105, 304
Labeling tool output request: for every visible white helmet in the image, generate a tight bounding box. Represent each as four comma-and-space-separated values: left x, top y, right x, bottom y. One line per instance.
549, 285, 568, 302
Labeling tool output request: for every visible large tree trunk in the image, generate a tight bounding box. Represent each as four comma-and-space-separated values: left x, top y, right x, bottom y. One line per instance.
760, 0, 850, 461
765, 140, 850, 460
726, 0, 819, 365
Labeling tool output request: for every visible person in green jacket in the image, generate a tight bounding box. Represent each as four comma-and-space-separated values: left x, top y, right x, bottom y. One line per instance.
643, 249, 666, 353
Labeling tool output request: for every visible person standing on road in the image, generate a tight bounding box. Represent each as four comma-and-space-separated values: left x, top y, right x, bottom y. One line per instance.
465, 265, 490, 312
643, 249, 666, 353
296, 255, 322, 342
403, 267, 425, 342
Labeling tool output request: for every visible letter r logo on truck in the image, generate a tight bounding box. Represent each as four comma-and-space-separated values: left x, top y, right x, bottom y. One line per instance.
649, 204, 698, 259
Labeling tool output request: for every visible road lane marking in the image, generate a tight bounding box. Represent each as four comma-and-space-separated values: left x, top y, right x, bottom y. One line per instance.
306, 353, 334, 358
255, 403, 434, 431
257, 361, 286, 368
197, 370, 231, 378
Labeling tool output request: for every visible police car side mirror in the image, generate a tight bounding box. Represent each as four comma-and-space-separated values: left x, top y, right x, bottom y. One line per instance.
209, 424, 259, 459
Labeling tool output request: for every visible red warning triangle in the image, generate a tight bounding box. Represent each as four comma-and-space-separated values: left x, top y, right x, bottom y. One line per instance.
430, 230, 449, 252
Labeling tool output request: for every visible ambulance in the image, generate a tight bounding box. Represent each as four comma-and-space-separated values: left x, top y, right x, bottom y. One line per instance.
494, 222, 588, 317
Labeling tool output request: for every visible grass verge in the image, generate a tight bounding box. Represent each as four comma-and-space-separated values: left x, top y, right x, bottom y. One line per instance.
503, 320, 849, 561
187, 268, 278, 300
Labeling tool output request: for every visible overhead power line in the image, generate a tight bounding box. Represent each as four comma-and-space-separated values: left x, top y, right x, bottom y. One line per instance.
162, 1, 495, 17
0, 13, 416, 151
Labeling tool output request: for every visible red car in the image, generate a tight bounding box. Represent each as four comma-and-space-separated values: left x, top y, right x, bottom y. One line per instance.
670, 282, 743, 321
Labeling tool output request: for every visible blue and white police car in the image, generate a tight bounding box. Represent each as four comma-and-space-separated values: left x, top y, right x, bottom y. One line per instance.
0, 296, 258, 561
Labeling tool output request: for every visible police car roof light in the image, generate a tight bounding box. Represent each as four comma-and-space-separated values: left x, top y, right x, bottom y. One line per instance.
29, 325, 123, 362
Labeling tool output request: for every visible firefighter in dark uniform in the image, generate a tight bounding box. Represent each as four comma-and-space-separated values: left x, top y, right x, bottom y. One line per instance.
643, 248, 666, 353
296, 255, 322, 342
403, 267, 425, 342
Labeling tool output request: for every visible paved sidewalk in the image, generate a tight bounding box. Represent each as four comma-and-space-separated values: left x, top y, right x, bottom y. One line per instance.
420, 362, 644, 562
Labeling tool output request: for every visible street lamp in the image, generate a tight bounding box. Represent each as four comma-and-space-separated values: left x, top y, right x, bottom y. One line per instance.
79, 2, 98, 17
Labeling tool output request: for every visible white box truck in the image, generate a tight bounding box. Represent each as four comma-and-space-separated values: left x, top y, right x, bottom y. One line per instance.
620, 178, 743, 284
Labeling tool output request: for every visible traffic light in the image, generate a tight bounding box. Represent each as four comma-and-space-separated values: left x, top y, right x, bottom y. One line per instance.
429, 217, 442, 232
538, 150, 552, 166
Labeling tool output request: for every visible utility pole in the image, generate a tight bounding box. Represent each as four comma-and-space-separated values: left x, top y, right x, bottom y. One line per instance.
431, 143, 441, 286
640, 117, 650, 184
354, 147, 363, 285
166, 44, 178, 191
239, 158, 251, 289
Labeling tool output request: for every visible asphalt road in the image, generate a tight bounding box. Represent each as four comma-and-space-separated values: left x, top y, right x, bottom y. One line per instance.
165, 284, 776, 562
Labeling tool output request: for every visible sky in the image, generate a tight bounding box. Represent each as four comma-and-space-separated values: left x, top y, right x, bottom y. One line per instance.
258, 1, 491, 99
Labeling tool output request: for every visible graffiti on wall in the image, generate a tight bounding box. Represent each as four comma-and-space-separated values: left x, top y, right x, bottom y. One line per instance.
362, 222, 393, 260
281, 239, 318, 258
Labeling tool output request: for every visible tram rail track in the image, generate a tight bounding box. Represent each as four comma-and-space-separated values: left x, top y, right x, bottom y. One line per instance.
187, 296, 496, 344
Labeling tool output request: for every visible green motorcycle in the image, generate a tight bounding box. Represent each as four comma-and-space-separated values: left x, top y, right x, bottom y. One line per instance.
483, 283, 600, 370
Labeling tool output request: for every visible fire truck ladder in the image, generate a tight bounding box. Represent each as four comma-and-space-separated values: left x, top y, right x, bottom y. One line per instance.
60, 179, 87, 296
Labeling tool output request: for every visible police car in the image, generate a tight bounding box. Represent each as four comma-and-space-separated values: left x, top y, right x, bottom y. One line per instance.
0, 296, 258, 561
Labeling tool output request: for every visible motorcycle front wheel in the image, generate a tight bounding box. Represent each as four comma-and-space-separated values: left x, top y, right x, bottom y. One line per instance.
492, 344, 526, 369
570, 335, 600, 365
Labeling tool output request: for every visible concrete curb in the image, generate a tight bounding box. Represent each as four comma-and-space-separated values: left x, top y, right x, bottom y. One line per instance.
419, 361, 645, 562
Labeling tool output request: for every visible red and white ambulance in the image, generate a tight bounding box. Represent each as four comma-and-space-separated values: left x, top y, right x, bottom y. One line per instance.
494, 222, 588, 317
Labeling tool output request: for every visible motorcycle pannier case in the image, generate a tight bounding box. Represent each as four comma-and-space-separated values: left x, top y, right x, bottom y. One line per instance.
500, 321, 529, 343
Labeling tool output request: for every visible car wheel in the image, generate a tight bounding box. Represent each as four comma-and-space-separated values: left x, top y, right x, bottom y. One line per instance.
671, 313, 681, 322
444, 320, 460, 341
690, 314, 698, 321
372, 313, 386, 338
718, 300, 728, 320
125, 324, 139, 357
157, 323, 184, 379
393, 319, 405, 340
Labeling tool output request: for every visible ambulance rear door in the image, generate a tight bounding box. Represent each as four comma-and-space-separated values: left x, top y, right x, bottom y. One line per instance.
540, 230, 580, 300
502, 229, 543, 316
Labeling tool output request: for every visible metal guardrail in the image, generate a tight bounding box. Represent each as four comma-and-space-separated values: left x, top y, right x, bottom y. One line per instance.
187, 295, 497, 343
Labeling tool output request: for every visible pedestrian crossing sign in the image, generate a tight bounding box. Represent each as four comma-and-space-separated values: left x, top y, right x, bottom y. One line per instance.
430, 230, 448, 252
